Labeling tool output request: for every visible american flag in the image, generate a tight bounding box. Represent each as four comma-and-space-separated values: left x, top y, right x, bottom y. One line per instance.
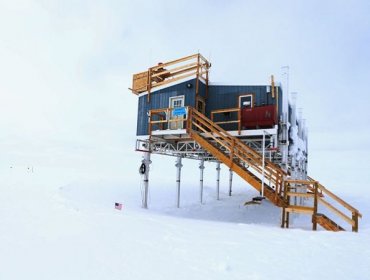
114, 202, 123, 210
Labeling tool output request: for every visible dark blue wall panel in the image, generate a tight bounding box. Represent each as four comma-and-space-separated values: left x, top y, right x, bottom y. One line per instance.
136, 78, 284, 135
136, 79, 198, 135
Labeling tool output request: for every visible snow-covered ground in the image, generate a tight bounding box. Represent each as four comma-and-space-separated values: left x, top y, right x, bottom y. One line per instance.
1, 163, 369, 280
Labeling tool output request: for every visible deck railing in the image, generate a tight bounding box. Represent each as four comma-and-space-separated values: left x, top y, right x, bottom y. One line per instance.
211, 108, 241, 135
148, 107, 189, 135
131, 54, 210, 102
282, 179, 362, 232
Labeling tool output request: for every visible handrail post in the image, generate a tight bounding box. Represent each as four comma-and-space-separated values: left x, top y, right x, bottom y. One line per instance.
238, 108, 241, 135
261, 131, 266, 197
281, 181, 289, 228
196, 54, 200, 98
352, 212, 359, 232
148, 110, 152, 136
147, 68, 152, 102
229, 139, 235, 166
186, 107, 192, 134
312, 182, 318, 231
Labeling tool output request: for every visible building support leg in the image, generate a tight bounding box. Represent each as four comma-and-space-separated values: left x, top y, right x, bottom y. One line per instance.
142, 152, 151, 209
175, 156, 183, 208
199, 159, 205, 204
261, 131, 266, 197
228, 169, 233, 196
216, 162, 221, 200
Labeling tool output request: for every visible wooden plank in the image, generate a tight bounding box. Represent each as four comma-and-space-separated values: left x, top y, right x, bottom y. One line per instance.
132, 71, 148, 93
317, 184, 362, 217
150, 54, 199, 70
162, 65, 198, 79
150, 62, 198, 78
211, 108, 240, 114
318, 197, 355, 226
214, 120, 240, 125
315, 214, 345, 232
286, 192, 314, 198
285, 206, 314, 215
151, 72, 196, 88
285, 179, 316, 185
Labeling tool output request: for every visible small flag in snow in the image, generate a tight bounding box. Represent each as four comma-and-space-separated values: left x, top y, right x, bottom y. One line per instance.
115, 202, 123, 210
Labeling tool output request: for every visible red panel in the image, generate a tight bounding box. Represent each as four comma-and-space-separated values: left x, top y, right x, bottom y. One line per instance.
241, 105, 277, 129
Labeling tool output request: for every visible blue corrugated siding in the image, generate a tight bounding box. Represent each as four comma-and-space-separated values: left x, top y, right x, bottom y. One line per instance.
136, 79, 198, 135
206, 85, 281, 130
136, 78, 284, 135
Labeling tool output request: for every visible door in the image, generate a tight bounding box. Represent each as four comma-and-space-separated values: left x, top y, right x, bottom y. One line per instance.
196, 97, 205, 114
239, 94, 254, 129
169, 96, 185, 129
239, 94, 253, 109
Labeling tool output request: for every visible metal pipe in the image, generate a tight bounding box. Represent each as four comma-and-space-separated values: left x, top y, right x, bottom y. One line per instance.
216, 162, 221, 200
199, 158, 205, 204
261, 132, 266, 197
175, 156, 183, 208
142, 152, 151, 209
228, 169, 233, 196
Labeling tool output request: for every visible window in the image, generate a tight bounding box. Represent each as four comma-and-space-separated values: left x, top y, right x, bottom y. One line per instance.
239, 94, 254, 109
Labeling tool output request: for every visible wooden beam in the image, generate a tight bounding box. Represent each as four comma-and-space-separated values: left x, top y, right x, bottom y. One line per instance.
317, 184, 362, 217
214, 120, 240, 125
285, 179, 316, 185
150, 54, 199, 70
211, 108, 241, 114
286, 192, 314, 198
150, 62, 198, 78
318, 197, 355, 226
286, 206, 314, 215
151, 72, 197, 88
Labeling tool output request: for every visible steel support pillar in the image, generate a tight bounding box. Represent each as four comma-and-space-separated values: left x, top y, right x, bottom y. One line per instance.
216, 162, 221, 200
175, 156, 183, 208
228, 169, 233, 196
142, 152, 151, 209
261, 132, 266, 197
199, 159, 205, 204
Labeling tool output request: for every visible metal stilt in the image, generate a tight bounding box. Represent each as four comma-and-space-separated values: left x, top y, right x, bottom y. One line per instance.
142, 152, 151, 209
261, 131, 266, 197
199, 159, 205, 204
228, 169, 233, 196
216, 162, 221, 200
175, 156, 183, 208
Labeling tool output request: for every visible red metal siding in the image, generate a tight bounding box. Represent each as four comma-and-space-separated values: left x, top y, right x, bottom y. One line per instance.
241, 105, 277, 129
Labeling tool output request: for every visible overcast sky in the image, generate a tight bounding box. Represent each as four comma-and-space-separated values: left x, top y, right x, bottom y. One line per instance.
1, 0, 369, 191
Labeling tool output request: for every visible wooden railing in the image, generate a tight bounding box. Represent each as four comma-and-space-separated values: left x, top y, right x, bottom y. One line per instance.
282, 179, 362, 232
312, 179, 362, 232
131, 54, 210, 102
148, 107, 188, 135
211, 108, 241, 135
187, 107, 286, 201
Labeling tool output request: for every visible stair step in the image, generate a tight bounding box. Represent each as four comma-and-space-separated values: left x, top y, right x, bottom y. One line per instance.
285, 206, 314, 214
316, 213, 345, 231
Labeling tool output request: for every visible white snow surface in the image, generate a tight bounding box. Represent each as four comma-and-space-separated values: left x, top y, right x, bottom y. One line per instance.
1, 165, 369, 280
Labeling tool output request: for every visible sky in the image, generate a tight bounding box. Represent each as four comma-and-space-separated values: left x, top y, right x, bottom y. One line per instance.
1, 0, 370, 193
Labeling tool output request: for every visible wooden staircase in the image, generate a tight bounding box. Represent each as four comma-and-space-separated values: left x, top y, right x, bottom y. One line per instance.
187, 107, 362, 232
149, 106, 362, 232
187, 107, 286, 207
